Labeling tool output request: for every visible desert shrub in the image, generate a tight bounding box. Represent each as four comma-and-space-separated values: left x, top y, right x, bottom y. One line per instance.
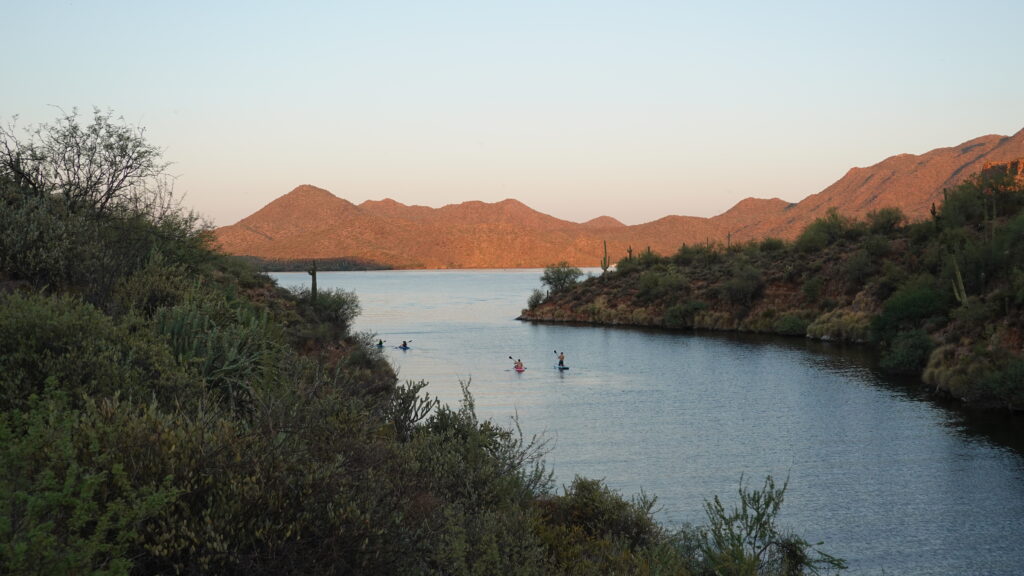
527, 288, 545, 310
288, 286, 361, 347
949, 299, 998, 328
404, 384, 553, 573
636, 248, 663, 269
112, 252, 194, 316
691, 475, 845, 576
874, 260, 909, 301
0, 395, 178, 576
978, 359, 1024, 408
759, 237, 787, 252
664, 300, 707, 329
880, 328, 935, 374
723, 264, 763, 307
992, 213, 1024, 270
806, 309, 872, 342
773, 314, 810, 336
907, 219, 937, 246
674, 243, 721, 268
842, 249, 874, 293
939, 181, 987, 228
541, 262, 584, 294
795, 209, 852, 252
871, 274, 950, 344
802, 276, 824, 304
614, 255, 640, 276
0, 181, 211, 309
386, 380, 439, 442
863, 234, 890, 258
306, 287, 361, 330
537, 477, 661, 573
867, 207, 906, 234
0, 186, 87, 289
0, 292, 195, 412
636, 271, 687, 305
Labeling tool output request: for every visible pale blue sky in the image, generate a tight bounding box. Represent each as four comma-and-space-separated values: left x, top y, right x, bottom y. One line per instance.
5, 0, 1023, 225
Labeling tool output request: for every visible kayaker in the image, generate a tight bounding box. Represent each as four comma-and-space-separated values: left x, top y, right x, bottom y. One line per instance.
514, 359, 524, 371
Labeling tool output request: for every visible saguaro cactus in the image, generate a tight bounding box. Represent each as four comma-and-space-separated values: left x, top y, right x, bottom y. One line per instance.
307, 259, 318, 303
600, 240, 610, 275
950, 253, 968, 307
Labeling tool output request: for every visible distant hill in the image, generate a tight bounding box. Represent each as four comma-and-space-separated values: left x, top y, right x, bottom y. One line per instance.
213, 128, 1024, 268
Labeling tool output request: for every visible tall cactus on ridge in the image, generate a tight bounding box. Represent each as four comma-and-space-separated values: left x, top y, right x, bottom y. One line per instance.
307, 259, 318, 303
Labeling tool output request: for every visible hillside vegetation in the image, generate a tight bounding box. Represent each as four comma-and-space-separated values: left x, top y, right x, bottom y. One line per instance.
522, 166, 1024, 411
0, 111, 845, 574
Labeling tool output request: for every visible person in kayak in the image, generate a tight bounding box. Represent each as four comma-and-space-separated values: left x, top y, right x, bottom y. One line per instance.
514, 359, 524, 371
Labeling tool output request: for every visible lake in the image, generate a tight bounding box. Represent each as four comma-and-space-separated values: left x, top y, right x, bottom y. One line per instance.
272, 269, 1024, 575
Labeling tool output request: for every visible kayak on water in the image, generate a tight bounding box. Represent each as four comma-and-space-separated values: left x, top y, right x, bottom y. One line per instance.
514, 365, 526, 373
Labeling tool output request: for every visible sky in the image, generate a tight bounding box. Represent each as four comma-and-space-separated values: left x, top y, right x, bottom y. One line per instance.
5, 0, 1024, 226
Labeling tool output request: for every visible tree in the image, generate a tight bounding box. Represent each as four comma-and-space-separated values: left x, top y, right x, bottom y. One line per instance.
541, 261, 583, 295
0, 108, 174, 216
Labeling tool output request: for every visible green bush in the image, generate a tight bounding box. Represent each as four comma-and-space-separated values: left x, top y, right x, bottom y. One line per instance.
871, 274, 950, 344
867, 207, 906, 234
0, 395, 178, 576
863, 234, 890, 258
759, 237, 787, 252
842, 249, 874, 293
939, 181, 987, 228
527, 288, 545, 310
664, 300, 707, 329
691, 475, 845, 576
537, 477, 661, 573
0, 182, 211, 308
880, 329, 935, 374
288, 286, 362, 347
0, 292, 195, 412
636, 271, 687, 305
541, 262, 584, 294
675, 243, 721, 268
723, 264, 763, 307
802, 276, 824, 303
773, 314, 810, 336
795, 209, 853, 252
979, 359, 1024, 408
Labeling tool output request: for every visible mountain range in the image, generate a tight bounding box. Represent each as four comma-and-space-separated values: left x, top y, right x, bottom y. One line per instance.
213, 128, 1024, 268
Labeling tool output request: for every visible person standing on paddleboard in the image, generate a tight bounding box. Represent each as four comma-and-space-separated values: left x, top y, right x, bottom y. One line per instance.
558, 351, 565, 368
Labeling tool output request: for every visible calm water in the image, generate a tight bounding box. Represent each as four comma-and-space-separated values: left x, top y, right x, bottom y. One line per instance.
273, 269, 1024, 575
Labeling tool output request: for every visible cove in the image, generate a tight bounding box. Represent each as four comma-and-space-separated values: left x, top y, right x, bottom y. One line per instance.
272, 269, 1024, 575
